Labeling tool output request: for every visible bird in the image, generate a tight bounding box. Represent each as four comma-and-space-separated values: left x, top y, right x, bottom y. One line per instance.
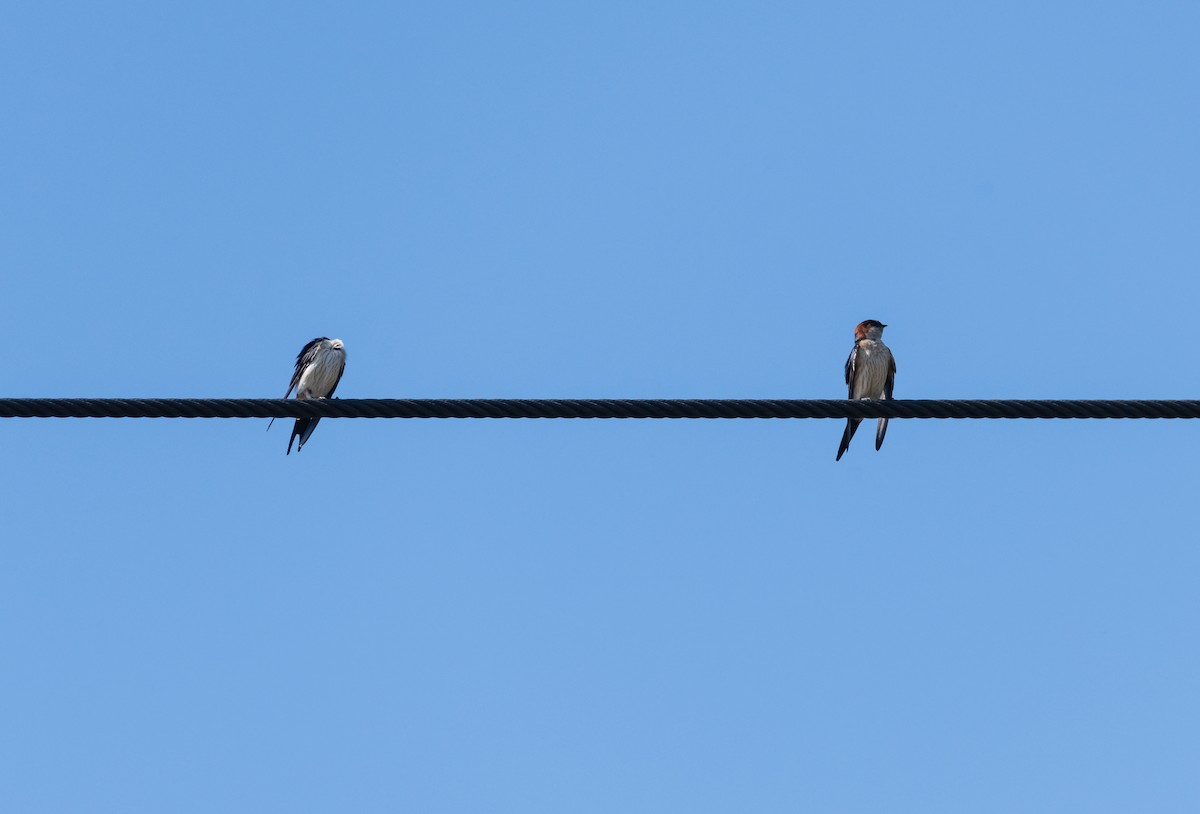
836, 320, 895, 461
269, 337, 347, 454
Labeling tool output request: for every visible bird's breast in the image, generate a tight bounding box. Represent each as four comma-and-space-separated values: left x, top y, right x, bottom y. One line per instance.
851, 342, 892, 399
297, 351, 344, 399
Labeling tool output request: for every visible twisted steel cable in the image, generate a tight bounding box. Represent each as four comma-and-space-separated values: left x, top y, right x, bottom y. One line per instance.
0, 398, 1198, 419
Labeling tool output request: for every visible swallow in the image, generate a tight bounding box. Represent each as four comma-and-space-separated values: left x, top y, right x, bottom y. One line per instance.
268, 337, 347, 454
836, 320, 895, 461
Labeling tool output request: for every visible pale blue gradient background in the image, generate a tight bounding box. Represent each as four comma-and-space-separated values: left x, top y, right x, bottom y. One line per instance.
2, 3, 1198, 812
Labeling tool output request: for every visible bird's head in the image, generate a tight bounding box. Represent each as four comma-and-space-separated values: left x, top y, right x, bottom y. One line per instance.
328, 339, 345, 352
854, 320, 887, 341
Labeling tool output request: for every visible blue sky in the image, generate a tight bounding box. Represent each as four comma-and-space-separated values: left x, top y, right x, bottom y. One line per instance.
2, 3, 1198, 811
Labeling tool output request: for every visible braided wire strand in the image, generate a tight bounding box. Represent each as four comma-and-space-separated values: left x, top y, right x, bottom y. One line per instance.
1, 398, 1199, 419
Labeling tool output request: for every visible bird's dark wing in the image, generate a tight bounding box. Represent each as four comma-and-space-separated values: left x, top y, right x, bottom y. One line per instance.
875, 353, 896, 452
844, 345, 858, 398
283, 337, 329, 398
271, 337, 329, 433
837, 344, 861, 460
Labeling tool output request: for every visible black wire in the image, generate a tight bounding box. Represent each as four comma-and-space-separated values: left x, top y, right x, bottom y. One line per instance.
1, 398, 1198, 419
